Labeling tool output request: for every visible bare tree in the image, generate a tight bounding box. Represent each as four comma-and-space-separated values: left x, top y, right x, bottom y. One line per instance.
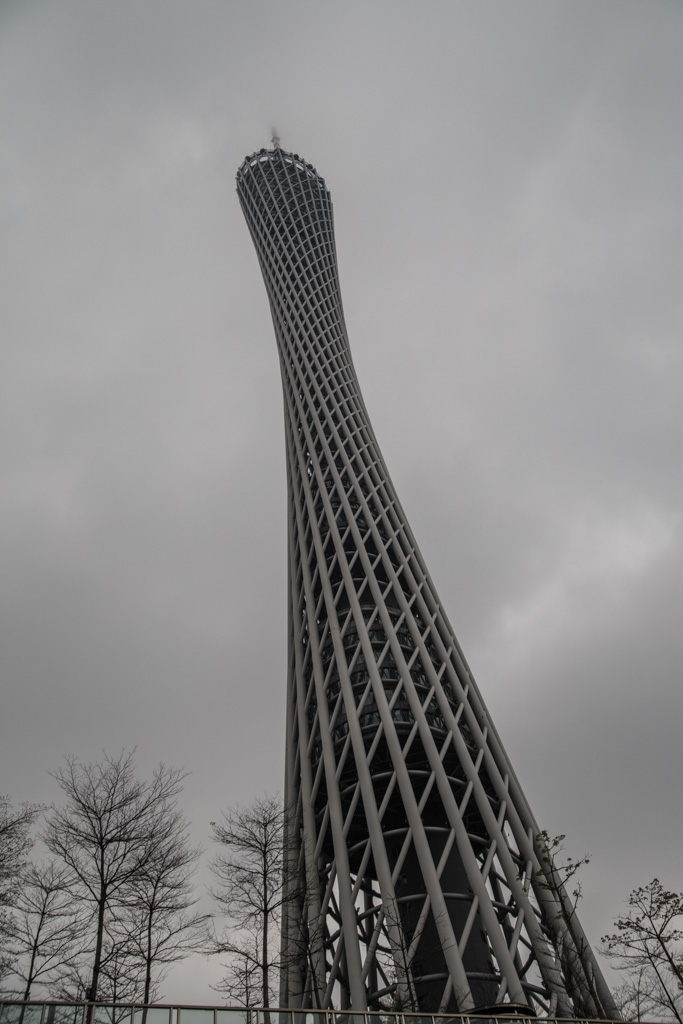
602, 879, 683, 1023
114, 807, 207, 1010
4, 860, 84, 1000
534, 830, 610, 1018
210, 796, 286, 1009
213, 923, 264, 1006
42, 750, 187, 1006
95, 933, 147, 1007
0, 796, 40, 982
612, 965, 662, 1023
51, 927, 143, 1007
52, 936, 152, 1024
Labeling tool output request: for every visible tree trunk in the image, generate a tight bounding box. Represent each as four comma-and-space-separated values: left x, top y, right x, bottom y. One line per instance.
141, 908, 154, 1024
87, 894, 107, 1022
262, 853, 269, 1022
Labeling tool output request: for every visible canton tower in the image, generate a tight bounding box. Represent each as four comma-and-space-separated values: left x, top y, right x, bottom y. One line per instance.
236, 146, 618, 1018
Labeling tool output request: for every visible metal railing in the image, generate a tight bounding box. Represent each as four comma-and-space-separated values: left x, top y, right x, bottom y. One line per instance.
0, 1003, 632, 1024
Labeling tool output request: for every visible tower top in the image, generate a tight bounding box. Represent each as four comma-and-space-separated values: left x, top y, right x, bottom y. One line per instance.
236, 147, 327, 192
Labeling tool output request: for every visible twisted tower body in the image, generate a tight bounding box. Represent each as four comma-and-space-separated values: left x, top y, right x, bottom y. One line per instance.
236, 148, 617, 1018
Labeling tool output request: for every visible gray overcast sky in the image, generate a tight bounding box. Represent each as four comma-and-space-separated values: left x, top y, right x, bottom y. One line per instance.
1, 0, 682, 1002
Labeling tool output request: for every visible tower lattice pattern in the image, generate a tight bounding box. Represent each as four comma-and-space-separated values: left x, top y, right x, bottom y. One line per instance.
236, 147, 618, 1018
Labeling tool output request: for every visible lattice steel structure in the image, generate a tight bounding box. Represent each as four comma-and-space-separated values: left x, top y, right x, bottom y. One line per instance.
236, 147, 618, 1019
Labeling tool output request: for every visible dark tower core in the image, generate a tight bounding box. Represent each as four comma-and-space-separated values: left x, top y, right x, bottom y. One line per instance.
236, 147, 618, 1018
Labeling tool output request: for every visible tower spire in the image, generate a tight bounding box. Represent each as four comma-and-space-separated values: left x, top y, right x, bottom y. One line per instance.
235, 147, 619, 1018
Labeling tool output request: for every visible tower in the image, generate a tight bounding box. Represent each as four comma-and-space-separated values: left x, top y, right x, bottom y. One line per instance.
236, 147, 618, 1018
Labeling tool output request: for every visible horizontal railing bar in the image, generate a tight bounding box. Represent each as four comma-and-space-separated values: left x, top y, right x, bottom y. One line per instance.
0, 1003, 643, 1024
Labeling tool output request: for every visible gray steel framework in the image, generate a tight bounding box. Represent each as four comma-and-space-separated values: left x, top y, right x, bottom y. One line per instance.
236, 148, 618, 1019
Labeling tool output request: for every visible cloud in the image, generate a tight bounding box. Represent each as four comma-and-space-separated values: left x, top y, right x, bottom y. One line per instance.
1, 0, 682, 1001
498, 505, 678, 671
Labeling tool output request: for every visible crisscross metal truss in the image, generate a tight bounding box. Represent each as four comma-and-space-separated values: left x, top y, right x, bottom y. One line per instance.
235, 149, 618, 1020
